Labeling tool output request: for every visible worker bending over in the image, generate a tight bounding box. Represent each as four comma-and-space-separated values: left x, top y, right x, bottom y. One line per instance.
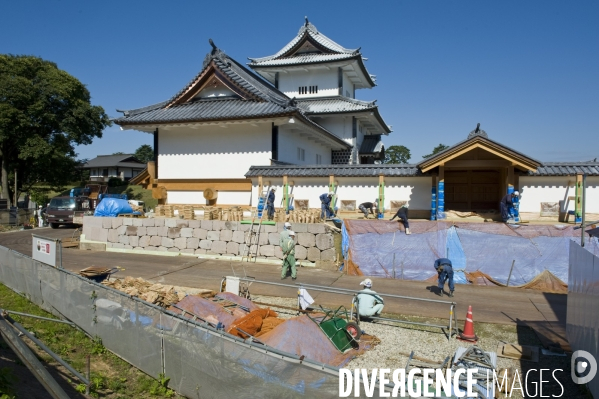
319, 192, 335, 220
390, 204, 410, 235
434, 258, 454, 297
500, 191, 519, 223
358, 201, 377, 219
356, 278, 385, 318
266, 188, 276, 221
281, 231, 297, 280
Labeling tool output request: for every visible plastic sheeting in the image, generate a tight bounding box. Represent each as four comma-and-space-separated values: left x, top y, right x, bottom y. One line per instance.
343, 220, 599, 286
94, 198, 133, 217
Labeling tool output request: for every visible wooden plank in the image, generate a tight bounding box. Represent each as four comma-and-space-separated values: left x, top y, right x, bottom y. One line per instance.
154, 179, 252, 191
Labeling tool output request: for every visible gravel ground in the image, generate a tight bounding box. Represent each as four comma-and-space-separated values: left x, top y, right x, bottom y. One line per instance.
252, 295, 585, 399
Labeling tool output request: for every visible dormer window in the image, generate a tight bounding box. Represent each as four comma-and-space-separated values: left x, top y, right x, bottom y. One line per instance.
299, 86, 318, 95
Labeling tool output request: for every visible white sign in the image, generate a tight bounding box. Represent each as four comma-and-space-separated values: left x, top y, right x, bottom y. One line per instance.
32, 234, 57, 267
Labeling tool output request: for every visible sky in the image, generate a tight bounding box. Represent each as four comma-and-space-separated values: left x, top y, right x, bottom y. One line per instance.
2, 1, 598, 163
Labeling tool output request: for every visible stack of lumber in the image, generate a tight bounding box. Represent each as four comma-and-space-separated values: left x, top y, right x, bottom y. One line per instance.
287, 209, 321, 223
163, 205, 174, 218
154, 205, 164, 217
203, 207, 213, 220
79, 266, 112, 278
182, 205, 195, 220
211, 208, 222, 220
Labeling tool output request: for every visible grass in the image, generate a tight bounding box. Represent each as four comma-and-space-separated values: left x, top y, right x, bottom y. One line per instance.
0, 283, 181, 398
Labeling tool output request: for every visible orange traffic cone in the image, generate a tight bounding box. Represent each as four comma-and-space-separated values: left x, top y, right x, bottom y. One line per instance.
457, 305, 478, 343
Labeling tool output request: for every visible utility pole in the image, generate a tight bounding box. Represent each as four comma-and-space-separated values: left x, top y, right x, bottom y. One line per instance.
13, 169, 17, 207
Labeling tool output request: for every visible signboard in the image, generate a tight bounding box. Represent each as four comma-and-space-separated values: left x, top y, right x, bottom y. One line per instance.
32, 234, 58, 267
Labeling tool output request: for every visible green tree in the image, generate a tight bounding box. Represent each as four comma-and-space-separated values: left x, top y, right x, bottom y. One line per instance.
383, 145, 411, 164
0, 55, 110, 206
422, 143, 449, 159
134, 144, 154, 163
112, 151, 125, 155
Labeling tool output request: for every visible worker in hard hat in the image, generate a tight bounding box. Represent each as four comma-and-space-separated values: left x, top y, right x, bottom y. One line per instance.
281, 231, 297, 280
390, 204, 410, 234
319, 192, 335, 220
266, 187, 276, 221
279, 221, 292, 248
37, 205, 44, 227
434, 258, 454, 297
356, 278, 384, 318
500, 191, 519, 223
358, 200, 378, 219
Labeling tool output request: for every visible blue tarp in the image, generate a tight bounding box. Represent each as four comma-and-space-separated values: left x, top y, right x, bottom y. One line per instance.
94, 198, 134, 217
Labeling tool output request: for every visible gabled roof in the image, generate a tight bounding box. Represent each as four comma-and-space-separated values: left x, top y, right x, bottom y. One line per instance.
359, 135, 385, 155
417, 130, 542, 173
246, 164, 424, 178
83, 154, 145, 169
248, 18, 376, 88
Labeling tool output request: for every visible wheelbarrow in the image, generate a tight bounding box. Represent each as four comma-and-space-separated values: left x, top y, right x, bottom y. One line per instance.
306, 305, 361, 353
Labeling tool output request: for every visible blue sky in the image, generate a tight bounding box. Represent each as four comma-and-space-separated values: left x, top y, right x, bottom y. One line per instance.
2, 1, 598, 162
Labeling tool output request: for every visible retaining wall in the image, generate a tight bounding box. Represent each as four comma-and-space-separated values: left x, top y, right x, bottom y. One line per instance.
82, 216, 337, 262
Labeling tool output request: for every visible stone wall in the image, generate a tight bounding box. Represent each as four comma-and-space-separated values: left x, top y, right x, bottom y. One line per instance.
82, 216, 337, 262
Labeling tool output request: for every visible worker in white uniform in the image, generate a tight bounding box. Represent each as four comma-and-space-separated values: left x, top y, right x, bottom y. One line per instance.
37, 205, 44, 227
356, 278, 384, 318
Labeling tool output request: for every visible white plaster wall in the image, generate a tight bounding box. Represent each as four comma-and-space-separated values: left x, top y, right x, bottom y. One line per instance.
158, 124, 271, 179
519, 176, 599, 213
277, 126, 332, 165
312, 116, 354, 145
168, 190, 251, 206
216, 191, 252, 206
278, 69, 338, 98
342, 72, 354, 98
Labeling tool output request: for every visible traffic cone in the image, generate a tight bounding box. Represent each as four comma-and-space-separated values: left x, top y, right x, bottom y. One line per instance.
457, 305, 478, 343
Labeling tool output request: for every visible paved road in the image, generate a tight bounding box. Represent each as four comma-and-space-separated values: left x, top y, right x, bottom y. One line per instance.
0, 227, 567, 329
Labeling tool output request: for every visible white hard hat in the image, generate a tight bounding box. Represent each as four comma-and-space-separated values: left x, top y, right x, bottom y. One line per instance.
513, 191, 519, 196
402, 203, 409, 208
328, 192, 334, 195
272, 187, 276, 191
284, 222, 292, 228
360, 278, 372, 288
288, 231, 296, 236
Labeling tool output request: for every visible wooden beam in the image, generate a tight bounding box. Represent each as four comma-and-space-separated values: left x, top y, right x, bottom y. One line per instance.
154, 179, 252, 192
446, 160, 511, 168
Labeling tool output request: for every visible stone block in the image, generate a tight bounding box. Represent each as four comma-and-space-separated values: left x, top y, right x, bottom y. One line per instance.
168, 247, 180, 253
195, 248, 207, 255
146, 226, 158, 236
295, 245, 307, 260
264, 224, 278, 233
193, 228, 207, 239
157, 246, 168, 252
274, 246, 284, 260
174, 237, 187, 250
180, 228, 193, 238
181, 249, 195, 254
107, 229, 119, 243
119, 235, 129, 245
129, 236, 139, 247
308, 224, 326, 234
220, 229, 233, 242
201, 220, 212, 230
142, 218, 155, 227
199, 240, 212, 250
149, 236, 162, 246
186, 237, 199, 249
259, 245, 275, 257
123, 218, 133, 226
188, 220, 201, 228
111, 242, 124, 249
297, 232, 315, 248
111, 218, 123, 229
126, 226, 137, 236
158, 226, 168, 237
136, 226, 147, 236
258, 233, 270, 245
293, 223, 308, 233
153, 218, 165, 227
239, 244, 248, 256
315, 234, 334, 250
224, 221, 238, 231
96, 227, 109, 242
83, 216, 102, 228
161, 237, 174, 248
211, 240, 227, 254
80, 242, 106, 251
307, 247, 321, 262
132, 218, 144, 227
268, 232, 280, 246
165, 218, 177, 227
207, 231, 220, 241
232, 230, 246, 243
139, 236, 151, 247
226, 241, 239, 255
320, 248, 336, 261
102, 218, 112, 229
167, 227, 180, 238
238, 223, 250, 232
123, 245, 133, 250
175, 219, 189, 228
145, 246, 157, 251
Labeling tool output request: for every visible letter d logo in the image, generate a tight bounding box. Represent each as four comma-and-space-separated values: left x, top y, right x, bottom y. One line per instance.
571, 350, 597, 384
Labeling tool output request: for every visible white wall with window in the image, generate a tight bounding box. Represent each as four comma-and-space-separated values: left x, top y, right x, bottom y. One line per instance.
277, 125, 333, 165
278, 69, 337, 98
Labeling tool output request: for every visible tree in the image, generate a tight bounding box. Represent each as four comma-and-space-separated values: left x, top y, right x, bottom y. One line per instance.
0, 55, 110, 206
383, 145, 411, 164
134, 144, 154, 163
112, 151, 125, 155
422, 143, 449, 159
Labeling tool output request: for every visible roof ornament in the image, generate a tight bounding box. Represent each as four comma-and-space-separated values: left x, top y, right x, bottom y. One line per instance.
203, 38, 226, 69
468, 123, 488, 139
305, 16, 309, 26
285, 97, 297, 109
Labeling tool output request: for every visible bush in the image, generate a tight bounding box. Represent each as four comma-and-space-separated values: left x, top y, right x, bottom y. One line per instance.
107, 177, 125, 187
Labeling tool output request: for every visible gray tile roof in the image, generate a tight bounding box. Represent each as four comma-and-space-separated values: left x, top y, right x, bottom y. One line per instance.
83, 155, 145, 168
359, 135, 384, 155
249, 53, 358, 67
296, 97, 376, 113
528, 162, 599, 176
246, 164, 424, 178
